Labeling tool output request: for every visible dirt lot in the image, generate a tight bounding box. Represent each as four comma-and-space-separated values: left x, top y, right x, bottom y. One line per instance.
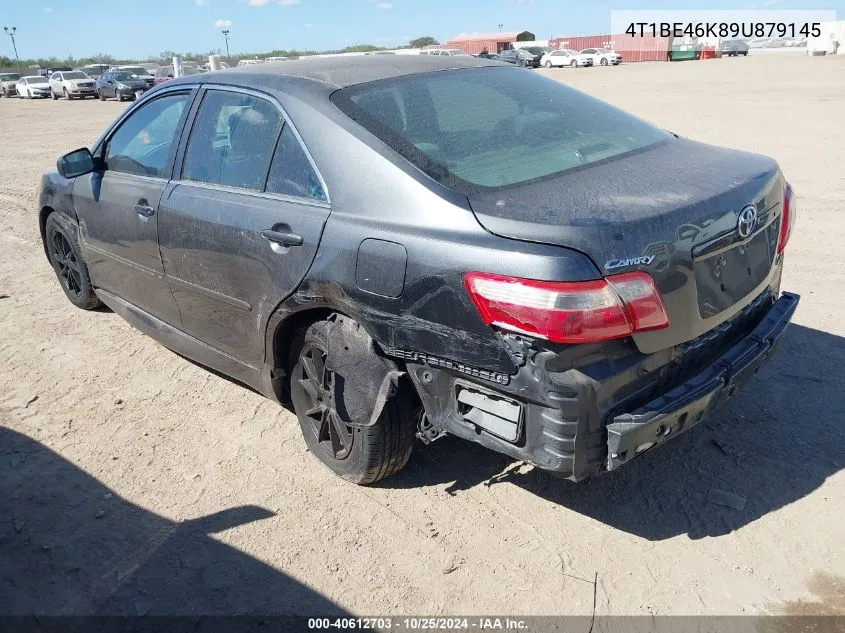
1, 53, 844, 619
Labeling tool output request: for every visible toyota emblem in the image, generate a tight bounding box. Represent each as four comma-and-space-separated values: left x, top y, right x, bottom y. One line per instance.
737, 205, 758, 239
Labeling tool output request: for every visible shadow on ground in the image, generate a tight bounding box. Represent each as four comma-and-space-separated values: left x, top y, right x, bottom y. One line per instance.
0, 427, 347, 617
386, 323, 845, 541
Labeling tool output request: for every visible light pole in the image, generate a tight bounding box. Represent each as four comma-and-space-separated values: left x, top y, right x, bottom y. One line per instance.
3, 26, 22, 75
498, 24, 503, 32
221, 29, 230, 60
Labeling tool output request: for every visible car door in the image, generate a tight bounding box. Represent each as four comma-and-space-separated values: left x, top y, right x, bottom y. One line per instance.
72, 88, 195, 326
157, 87, 330, 367
49, 72, 61, 96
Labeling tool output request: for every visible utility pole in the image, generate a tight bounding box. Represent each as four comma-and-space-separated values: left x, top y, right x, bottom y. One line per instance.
3, 26, 22, 75
221, 29, 230, 61
498, 24, 503, 32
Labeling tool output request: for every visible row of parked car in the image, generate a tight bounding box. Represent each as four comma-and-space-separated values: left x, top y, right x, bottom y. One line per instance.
465, 46, 622, 68
0, 63, 208, 101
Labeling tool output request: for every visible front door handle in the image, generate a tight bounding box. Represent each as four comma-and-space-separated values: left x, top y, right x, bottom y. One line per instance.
261, 229, 303, 247
134, 204, 155, 218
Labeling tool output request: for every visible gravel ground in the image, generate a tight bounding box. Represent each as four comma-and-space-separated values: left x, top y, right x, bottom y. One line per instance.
1, 53, 843, 618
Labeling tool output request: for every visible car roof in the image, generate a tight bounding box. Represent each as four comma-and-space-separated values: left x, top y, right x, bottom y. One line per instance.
174, 55, 507, 90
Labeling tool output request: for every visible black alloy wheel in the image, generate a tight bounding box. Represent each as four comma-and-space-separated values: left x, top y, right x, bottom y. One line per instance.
295, 340, 354, 461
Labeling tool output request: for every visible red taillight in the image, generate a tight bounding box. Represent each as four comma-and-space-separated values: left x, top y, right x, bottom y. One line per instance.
777, 183, 796, 255
464, 271, 669, 344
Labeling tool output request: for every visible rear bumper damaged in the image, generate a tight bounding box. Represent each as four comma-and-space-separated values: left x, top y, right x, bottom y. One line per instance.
605, 291, 798, 471
403, 291, 799, 481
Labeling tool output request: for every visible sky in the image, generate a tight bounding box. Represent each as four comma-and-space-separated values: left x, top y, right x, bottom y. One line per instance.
1, 0, 842, 61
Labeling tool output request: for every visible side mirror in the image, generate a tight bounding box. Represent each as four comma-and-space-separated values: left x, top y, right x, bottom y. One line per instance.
57, 147, 95, 179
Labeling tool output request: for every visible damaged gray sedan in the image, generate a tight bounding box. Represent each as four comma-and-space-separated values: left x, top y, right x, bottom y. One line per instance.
38, 56, 798, 484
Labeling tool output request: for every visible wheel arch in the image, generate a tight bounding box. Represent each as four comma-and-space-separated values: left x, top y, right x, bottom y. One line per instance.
39, 205, 78, 261
264, 302, 421, 411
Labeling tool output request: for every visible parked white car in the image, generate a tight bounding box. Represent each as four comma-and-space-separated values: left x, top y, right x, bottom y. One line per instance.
16, 75, 52, 99
237, 59, 264, 66
580, 48, 622, 66
540, 49, 594, 68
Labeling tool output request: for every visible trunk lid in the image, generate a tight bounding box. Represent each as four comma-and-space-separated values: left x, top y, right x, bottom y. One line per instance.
467, 138, 784, 353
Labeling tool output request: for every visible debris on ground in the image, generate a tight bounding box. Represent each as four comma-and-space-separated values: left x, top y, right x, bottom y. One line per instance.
708, 488, 747, 512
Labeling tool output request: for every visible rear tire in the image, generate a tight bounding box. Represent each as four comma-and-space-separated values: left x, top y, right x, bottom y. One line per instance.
44, 213, 101, 310
290, 319, 416, 485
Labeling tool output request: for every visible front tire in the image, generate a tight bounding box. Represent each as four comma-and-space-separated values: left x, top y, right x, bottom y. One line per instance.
290, 319, 416, 485
571, 60, 578, 67
544, 60, 552, 68
52, 90, 59, 100
63, 88, 71, 100
98, 90, 106, 101
600, 57, 609, 66
44, 213, 101, 310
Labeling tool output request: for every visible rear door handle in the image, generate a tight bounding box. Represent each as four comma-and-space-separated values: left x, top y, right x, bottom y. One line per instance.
134, 204, 155, 217
261, 229, 303, 247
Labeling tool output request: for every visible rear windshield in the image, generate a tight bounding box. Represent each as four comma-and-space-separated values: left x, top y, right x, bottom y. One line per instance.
331, 67, 668, 192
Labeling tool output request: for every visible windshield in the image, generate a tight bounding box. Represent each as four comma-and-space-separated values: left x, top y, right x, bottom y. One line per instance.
332, 67, 669, 192
63, 71, 88, 79
565, 50, 579, 55
112, 72, 135, 81
27, 77, 48, 84
120, 67, 148, 75
0, 73, 20, 81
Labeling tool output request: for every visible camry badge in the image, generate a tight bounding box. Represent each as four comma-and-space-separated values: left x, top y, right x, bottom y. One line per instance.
605, 256, 655, 270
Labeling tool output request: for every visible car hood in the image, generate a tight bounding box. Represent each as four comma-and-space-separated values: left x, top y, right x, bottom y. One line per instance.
28, 83, 51, 89
114, 79, 148, 87
65, 78, 93, 85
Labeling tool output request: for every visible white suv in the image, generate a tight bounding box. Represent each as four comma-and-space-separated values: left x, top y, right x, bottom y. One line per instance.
49, 70, 97, 100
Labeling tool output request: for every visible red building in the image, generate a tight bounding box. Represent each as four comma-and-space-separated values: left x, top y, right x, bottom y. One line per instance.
446, 31, 536, 55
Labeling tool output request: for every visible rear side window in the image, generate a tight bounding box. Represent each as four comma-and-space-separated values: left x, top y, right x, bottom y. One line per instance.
182, 90, 282, 191
332, 67, 669, 192
265, 126, 326, 201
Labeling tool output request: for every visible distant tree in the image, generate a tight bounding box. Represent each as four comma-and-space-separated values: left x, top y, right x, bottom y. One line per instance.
342, 44, 382, 53
409, 36, 439, 48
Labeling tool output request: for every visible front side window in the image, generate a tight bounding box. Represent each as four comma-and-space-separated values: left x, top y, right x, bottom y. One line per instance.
266, 126, 326, 201
105, 93, 190, 178
333, 67, 669, 192
182, 90, 282, 191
